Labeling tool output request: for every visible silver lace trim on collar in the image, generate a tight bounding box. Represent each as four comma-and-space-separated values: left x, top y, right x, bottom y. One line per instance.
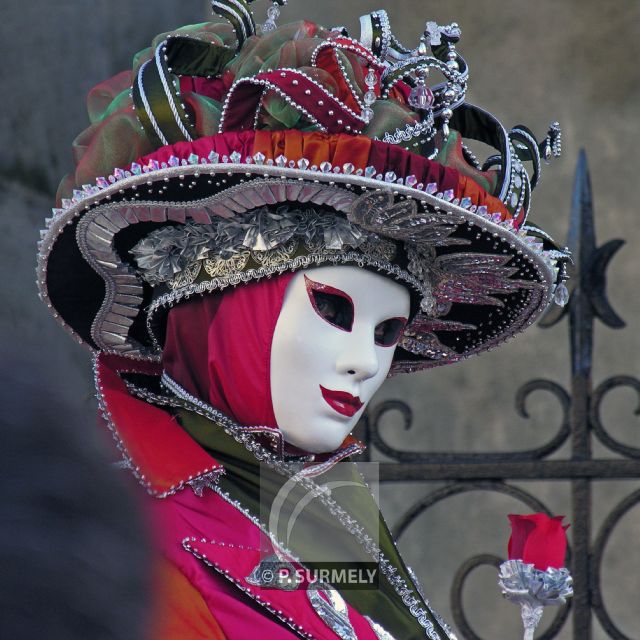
157, 371, 454, 638
153, 372, 365, 477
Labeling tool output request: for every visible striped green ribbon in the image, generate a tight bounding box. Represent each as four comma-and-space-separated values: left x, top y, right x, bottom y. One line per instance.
133, 36, 236, 147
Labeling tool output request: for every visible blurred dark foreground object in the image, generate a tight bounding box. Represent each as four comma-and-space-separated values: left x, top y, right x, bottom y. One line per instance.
0, 350, 150, 640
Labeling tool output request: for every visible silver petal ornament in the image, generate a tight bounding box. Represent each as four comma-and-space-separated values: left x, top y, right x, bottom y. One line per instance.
499, 559, 573, 640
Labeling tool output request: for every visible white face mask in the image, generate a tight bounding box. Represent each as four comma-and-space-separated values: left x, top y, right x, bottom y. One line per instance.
270, 265, 411, 454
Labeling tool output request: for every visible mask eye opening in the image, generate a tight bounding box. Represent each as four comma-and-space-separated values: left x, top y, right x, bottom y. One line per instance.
304, 275, 354, 332
374, 317, 407, 347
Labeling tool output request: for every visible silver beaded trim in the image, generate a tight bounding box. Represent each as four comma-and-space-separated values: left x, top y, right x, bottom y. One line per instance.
211, 0, 254, 45
159, 372, 363, 477
218, 67, 371, 135
137, 61, 169, 147
159, 373, 453, 638
154, 43, 194, 142
310, 38, 381, 115
145, 249, 425, 354
374, 10, 392, 60
375, 115, 435, 146
93, 356, 225, 498
183, 536, 317, 639
38, 156, 562, 367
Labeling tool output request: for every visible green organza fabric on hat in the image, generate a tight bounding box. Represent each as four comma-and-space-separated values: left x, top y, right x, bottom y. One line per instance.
56, 19, 425, 204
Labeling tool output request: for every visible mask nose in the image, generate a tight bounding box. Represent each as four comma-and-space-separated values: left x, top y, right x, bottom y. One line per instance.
335, 326, 379, 381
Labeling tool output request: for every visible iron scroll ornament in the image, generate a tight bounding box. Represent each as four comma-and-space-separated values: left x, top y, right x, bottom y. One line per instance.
357, 151, 640, 639
589, 376, 640, 459
591, 488, 640, 640
364, 378, 571, 464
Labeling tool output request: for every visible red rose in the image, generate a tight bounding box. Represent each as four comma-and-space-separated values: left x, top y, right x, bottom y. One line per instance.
507, 513, 569, 571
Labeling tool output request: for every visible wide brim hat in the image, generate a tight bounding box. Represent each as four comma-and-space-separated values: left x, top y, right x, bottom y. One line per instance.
37, 10, 569, 374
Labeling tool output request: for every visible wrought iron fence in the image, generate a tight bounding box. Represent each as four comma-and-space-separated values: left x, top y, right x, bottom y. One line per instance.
360, 151, 640, 639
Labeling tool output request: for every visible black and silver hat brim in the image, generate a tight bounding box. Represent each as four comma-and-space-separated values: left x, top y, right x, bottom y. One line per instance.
37, 156, 566, 374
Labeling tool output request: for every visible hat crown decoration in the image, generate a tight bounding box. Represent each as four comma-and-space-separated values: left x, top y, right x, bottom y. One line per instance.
130, 204, 401, 285
62, 3, 561, 226
146, 3, 470, 147
36, 4, 570, 373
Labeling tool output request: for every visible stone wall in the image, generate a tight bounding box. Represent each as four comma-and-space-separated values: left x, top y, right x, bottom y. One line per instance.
2, 1, 638, 637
